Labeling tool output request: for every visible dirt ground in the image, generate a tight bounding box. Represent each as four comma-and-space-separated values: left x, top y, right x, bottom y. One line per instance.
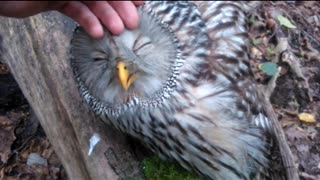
0, 1, 319, 180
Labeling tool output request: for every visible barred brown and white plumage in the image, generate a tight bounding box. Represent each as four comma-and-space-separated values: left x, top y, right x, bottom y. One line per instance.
70, 1, 278, 179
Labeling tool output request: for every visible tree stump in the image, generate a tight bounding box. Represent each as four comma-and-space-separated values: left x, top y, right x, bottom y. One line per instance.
0, 12, 144, 180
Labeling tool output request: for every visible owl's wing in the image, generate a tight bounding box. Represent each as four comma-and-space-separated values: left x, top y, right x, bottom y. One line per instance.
192, 1, 272, 133
142, 2, 274, 179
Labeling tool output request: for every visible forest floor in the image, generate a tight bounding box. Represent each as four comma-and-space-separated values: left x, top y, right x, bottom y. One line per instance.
0, 1, 319, 180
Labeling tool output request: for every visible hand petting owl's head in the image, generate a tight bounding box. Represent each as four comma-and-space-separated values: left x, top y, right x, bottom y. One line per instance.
71, 7, 178, 106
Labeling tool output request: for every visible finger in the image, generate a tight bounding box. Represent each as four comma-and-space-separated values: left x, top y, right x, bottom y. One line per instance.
83, 1, 124, 35
132, 1, 145, 6
0, 1, 50, 18
109, 1, 140, 30
46, 1, 68, 11
59, 1, 104, 39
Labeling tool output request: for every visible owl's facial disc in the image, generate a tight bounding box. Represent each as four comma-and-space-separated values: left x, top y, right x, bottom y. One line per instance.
71, 4, 180, 111
116, 60, 139, 90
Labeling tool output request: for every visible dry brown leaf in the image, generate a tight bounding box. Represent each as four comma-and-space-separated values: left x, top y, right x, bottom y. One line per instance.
0, 116, 17, 164
298, 113, 316, 123
280, 118, 296, 128
285, 125, 308, 142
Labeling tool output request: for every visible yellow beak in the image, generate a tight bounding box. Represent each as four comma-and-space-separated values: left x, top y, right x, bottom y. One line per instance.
116, 61, 138, 90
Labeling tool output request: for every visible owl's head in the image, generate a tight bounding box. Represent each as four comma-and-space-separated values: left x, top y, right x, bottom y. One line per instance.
70, 5, 181, 115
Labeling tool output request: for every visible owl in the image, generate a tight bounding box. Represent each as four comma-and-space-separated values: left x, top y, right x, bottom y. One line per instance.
70, 1, 277, 179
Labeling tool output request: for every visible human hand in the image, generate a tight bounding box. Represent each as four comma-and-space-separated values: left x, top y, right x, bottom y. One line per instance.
0, 1, 144, 39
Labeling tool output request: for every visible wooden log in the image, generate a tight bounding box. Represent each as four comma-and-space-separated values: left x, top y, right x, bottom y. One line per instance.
0, 12, 143, 180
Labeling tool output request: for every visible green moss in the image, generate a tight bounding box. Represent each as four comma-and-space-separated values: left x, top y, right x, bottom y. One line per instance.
143, 156, 203, 180
119, 176, 141, 180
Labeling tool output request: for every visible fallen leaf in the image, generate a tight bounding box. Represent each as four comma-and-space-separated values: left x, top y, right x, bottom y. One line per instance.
252, 38, 260, 46
277, 15, 297, 28
298, 113, 316, 123
280, 118, 295, 127
296, 144, 309, 152
285, 125, 307, 142
258, 62, 278, 76
0, 116, 17, 164
250, 47, 262, 59
267, 47, 276, 55
275, 37, 289, 53
27, 153, 48, 167
300, 51, 305, 57
31, 164, 49, 177
267, 18, 276, 29
249, 17, 257, 24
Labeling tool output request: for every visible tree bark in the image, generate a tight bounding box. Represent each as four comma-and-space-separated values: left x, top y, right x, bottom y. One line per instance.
0, 12, 144, 180
263, 99, 300, 180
